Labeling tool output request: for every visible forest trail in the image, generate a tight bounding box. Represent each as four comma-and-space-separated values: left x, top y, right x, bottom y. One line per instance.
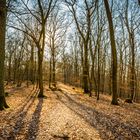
0, 83, 140, 140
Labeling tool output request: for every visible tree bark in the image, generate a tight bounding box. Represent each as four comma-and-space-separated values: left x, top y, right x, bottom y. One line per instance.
37, 48, 44, 97
0, 0, 9, 110
30, 45, 35, 84
103, 0, 119, 105
52, 38, 56, 87
130, 32, 135, 101
83, 41, 89, 93
49, 57, 52, 88
7, 54, 12, 84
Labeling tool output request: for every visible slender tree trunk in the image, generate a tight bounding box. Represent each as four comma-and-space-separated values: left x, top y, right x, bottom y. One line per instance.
26, 62, 29, 87
0, 0, 9, 110
37, 48, 44, 97
79, 37, 84, 88
119, 49, 123, 98
52, 39, 56, 87
13, 57, 17, 84
30, 45, 35, 84
52, 56, 56, 87
7, 54, 12, 84
104, 0, 118, 105
130, 32, 135, 101
89, 38, 98, 96
83, 42, 89, 93
101, 48, 106, 94
97, 42, 100, 100
125, 0, 135, 101
37, 19, 46, 97
49, 58, 52, 88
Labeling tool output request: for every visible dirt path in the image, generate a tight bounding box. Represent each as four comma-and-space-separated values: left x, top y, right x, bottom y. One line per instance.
0, 83, 140, 140
36, 91, 100, 140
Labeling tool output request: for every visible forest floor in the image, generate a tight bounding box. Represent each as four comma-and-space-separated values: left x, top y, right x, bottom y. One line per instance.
0, 83, 140, 140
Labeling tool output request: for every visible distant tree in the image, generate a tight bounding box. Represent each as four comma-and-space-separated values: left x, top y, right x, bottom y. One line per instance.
65, 0, 97, 93
47, 9, 67, 88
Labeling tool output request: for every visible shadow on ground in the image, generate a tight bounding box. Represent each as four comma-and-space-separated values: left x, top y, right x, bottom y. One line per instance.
25, 98, 43, 140
6, 89, 39, 140
56, 90, 140, 140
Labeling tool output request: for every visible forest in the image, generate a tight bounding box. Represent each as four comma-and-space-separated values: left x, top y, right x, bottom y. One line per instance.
0, 0, 140, 139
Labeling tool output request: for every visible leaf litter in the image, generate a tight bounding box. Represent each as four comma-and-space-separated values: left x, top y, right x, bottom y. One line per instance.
0, 83, 140, 140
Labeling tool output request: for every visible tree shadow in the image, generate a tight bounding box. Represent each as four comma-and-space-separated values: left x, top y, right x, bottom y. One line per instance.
64, 89, 140, 119
9, 88, 39, 120
86, 92, 140, 116
6, 90, 38, 140
25, 98, 43, 140
57, 91, 140, 140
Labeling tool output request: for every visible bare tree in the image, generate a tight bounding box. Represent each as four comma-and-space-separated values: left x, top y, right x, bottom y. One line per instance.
0, 0, 9, 110
65, 0, 97, 93
103, 0, 118, 105
8, 0, 56, 97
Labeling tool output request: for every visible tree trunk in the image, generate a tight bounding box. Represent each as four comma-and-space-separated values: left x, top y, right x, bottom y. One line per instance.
26, 62, 29, 87
37, 18, 46, 97
13, 57, 17, 84
0, 0, 9, 110
30, 45, 35, 84
89, 39, 98, 96
125, 0, 135, 101
52, 40, 56, 87
49, 58, 52, 88
7, 54, 12, 84
130, 32, 135, 101
97, 42, 100, 100
52, 56, 56, 87
37, 48, 44, 97
83, 42, 89, 93
103, 0, 118, 105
